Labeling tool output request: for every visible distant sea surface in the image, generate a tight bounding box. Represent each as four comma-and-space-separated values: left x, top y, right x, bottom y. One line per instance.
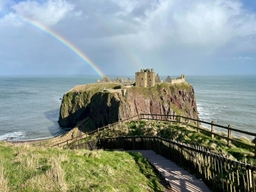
0, 75, 255, 141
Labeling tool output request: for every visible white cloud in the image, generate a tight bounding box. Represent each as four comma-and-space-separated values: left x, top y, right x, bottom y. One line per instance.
0, 0, 256, 76
0, 12, 22, 26
11, 0, 74, 26
134, 1, 247, 46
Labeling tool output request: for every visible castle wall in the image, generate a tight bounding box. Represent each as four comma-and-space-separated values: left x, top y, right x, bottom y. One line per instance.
171, 75, 186, 84
147, 72, 155, 87
136, 72, 147, 87
171, 79, 185, 84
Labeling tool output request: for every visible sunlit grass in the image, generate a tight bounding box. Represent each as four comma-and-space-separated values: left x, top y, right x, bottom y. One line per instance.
0, 141, 164, 191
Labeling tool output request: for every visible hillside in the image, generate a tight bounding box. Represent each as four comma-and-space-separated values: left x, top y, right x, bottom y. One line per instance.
0, 141, 165, 191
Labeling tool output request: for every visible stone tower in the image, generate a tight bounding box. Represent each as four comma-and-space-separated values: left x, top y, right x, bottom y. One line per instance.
135, 68, 155, 87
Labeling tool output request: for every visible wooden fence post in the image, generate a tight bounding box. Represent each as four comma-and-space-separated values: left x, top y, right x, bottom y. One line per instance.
227, 125, 232, 146
254, 136, 256, 158
211, 121, 215, 139
196, 119, 200, 133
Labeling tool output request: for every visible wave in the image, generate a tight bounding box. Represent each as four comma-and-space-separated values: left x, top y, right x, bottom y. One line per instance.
0, 131, 57, 142
0, 131, 26, 141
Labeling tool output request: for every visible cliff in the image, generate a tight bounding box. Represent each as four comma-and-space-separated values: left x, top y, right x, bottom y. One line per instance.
58, 82, 199, 130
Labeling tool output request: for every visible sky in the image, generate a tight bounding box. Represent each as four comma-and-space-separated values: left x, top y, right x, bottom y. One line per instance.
0, 0, 256, 77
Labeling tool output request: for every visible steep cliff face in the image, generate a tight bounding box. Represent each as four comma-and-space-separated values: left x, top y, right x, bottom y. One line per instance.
58, 82, 199, 130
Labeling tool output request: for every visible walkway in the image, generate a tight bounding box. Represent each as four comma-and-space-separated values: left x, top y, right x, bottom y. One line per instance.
130, 150, 211, 192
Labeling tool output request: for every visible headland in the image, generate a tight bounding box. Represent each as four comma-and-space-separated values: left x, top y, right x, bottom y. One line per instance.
58, 69, 198, 131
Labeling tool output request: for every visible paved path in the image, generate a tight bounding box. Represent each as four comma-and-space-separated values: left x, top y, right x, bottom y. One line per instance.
130, 150, 211, 192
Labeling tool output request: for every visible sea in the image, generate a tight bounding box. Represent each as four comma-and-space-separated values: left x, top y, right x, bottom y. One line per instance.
0, 75, 255, 141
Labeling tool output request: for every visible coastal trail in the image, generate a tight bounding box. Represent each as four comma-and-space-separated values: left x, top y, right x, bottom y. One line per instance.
129, 150, 211, 192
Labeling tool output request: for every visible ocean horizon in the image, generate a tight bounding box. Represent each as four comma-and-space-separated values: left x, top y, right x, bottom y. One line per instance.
0, 75, 255, 141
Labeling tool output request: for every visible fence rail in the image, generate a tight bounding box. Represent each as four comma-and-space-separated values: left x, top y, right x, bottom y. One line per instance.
140, 113, 256, 156
51, 113, 256, 157
50, 113, 256, 191
65, 135, 256, 192
100, 136, 256, 191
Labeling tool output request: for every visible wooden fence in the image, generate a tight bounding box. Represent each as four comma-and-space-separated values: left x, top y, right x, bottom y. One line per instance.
50, 113, 256, 191
60, 135, 256, 192
98, 136, 256, 192
139, 113, 256, 157
51, 114, 140, 147
51, 113, 256, 157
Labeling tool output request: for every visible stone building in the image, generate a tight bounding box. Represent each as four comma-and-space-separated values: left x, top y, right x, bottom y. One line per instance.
135, 68, 155, 87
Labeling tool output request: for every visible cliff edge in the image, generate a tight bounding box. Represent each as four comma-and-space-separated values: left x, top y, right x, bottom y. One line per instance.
58, 82, 199, 130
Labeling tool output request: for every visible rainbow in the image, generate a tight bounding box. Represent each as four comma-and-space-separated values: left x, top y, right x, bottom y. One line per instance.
18, 15, 104, 78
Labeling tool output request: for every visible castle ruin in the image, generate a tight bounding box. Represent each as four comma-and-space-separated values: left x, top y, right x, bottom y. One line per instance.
135, 68, 156, 87
97, 68, 186, 88
135, 69, 185, 87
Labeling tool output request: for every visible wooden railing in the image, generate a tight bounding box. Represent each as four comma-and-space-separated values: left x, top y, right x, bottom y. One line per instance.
98, 136, 256, 192
50, 113, 256, 191
140, 113, 256, 156
52, 113, 256, 156
51, 114, 141, 147
58, 135, 256, 191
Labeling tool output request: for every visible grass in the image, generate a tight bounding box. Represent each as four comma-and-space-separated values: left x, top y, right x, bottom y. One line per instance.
68, 120, 256, 164
62, 83, 124, 105
0, 141, 165, 192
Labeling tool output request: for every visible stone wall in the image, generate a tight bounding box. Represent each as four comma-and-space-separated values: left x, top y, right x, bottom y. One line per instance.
171, 75, 186, 84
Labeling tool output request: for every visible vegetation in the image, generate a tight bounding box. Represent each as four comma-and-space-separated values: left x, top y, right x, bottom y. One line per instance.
0, 141, 165, 192
62, 83, 124, 105
68, 120, 256, 164
128, 82, 191, 98
6, 118, 254, 191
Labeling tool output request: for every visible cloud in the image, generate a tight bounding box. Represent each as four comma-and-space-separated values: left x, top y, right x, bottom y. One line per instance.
0, 0, 256, 76
128, 1, 255, 49
11, 0, 74, 26
111, 0, 256, 74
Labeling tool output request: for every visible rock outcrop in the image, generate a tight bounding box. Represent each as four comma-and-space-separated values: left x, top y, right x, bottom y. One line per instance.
58, 82, 199, 130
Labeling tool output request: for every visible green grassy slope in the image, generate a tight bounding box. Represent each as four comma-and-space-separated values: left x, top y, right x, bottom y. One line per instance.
0, 141, 165, 192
